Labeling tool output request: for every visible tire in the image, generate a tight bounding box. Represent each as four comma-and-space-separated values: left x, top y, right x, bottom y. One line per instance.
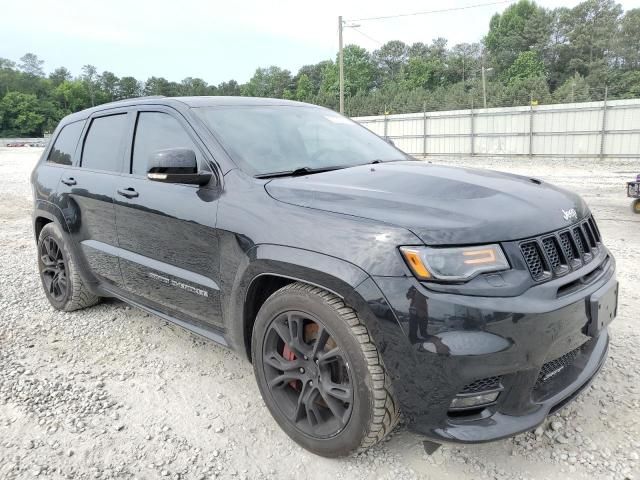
251, 282, 399, 457
37, 223, 100, 311
632, 199, 640, 214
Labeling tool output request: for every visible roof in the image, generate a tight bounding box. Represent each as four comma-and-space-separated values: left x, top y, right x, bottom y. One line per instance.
176, 96, 314, 107
61, 96, 317, 124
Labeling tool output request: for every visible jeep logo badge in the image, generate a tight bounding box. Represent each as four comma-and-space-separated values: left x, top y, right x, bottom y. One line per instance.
562, 208, 578, 222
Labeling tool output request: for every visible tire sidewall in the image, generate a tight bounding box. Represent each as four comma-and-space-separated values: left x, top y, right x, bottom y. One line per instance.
252, 287, 375, 457
37, 223, 74, 310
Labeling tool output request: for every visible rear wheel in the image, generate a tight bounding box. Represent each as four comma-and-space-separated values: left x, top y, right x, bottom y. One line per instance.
632, 199, 640, 214
37, 223, 100, 311
251, 282, 399, 457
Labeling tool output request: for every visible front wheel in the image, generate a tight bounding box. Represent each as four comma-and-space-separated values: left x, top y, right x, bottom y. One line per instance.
251, 282, 399, 457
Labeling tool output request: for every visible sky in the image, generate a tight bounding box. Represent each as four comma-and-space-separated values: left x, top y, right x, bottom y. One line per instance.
1, 0, 638, 85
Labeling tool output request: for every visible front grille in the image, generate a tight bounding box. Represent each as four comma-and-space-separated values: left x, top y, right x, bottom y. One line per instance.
521, 242, 546, 280
559, 231, 578, 265
573, 227, 588, 257
541, 237, 565, 274
461, 376, 502, 394
534, 345, 582, 389
519, 215, 602, 282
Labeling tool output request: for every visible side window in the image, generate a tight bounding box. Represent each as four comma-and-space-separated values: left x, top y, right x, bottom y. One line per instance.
81, 114, 128, 172
131, 112, 197, 176
47, 121, 85, 165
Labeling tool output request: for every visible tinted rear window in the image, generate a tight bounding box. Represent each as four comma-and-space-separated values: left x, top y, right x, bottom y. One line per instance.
47, 121, 84, 165
81, 114, 128, 172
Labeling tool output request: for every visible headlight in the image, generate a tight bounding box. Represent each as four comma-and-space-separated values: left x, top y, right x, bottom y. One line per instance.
399, 244, 509, 282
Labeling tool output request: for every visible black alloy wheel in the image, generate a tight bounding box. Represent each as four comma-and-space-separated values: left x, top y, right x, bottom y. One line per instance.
37, 222, 100, 311
39, 236, 68, 302
252, 282, 399, 457
262, 311, 354, 438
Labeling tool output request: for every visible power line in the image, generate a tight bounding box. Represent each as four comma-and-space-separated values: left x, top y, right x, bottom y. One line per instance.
347, 0, 513, 23
349, 27, 383, 46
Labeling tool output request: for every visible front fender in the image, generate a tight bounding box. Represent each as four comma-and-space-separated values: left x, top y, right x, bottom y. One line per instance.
225, 243, 406, 360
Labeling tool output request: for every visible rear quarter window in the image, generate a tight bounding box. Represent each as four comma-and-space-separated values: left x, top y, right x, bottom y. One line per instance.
47, 121, 85, 165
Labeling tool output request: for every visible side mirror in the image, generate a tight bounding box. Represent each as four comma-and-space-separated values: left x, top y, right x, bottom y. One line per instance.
147, 148, 212, 186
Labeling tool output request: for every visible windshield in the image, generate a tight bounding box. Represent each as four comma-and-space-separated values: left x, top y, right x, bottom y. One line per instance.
194, 105, 404, 176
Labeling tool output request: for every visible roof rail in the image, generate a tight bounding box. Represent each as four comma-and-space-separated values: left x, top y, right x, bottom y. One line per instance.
106, 95, 166, 105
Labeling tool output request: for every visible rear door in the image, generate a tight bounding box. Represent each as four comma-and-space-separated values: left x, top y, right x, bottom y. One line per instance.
113, 107, 223, 328
56, 109, 131, 287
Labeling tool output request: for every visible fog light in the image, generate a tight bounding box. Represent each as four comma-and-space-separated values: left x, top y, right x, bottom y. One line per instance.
449, 391, 500, 411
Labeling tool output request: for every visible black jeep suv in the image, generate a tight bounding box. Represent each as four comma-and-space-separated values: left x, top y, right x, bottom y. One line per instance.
31, 96, 618, 457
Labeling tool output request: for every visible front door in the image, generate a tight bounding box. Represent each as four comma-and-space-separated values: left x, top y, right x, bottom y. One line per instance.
113, 108, 223, 328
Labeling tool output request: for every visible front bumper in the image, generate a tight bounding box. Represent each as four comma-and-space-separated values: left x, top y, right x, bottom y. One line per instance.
354, 255, 616, 444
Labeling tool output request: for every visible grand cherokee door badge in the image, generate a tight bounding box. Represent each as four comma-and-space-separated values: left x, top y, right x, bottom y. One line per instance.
148, 272, 209, 297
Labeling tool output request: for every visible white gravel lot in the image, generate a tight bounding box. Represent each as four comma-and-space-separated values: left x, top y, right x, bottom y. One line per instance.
0, 147, 639, 480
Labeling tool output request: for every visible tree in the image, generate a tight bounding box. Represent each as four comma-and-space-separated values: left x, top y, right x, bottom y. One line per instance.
242, 66, 293, 98
53, 80, 90, 112
295, 61, 332, 95
485, 0, 551, 74
0, 0, 640, 133
506, 51, 546, 85
552, 73, 591, 102
180, 77, 209, 96
0, 58, 16, 70
49, 67, 72, 87
295, 74, 312, 102
118, 76, 141, 99
373, 41, 409, 85
144, 77, 179, 96
618, 8, 640, 69
568, 0, 622, 69
19, 53, 45, 77
100, 71, 120, 101
0, 92, 45, 135
546, 7, 573, 89
217, 80, 241, 96
82, 65, 98, 106
448, 43, 481, 84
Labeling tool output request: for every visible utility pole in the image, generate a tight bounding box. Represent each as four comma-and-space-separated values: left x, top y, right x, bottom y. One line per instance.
481, 66, 493, 109
482, 65, 487, 109
338, 16, 345, 114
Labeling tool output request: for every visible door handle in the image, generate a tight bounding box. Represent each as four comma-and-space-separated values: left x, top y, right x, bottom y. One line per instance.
61, 176, 77, 186
117, 187, 139, 199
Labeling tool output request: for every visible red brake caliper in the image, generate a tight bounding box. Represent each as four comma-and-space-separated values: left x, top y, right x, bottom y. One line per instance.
282, 343, 298, 389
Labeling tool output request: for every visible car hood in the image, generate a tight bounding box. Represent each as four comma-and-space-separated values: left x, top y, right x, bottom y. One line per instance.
264, 161, 589, 245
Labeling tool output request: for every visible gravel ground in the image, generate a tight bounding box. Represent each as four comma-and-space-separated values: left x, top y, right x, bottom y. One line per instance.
0, 147, 638, 480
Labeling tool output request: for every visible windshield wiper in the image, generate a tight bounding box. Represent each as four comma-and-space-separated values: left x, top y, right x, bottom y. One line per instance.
255, 165, 346, 179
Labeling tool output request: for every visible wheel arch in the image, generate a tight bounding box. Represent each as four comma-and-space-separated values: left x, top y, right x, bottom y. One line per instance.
228, 244, 372, 361
33, 200, 71, 240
